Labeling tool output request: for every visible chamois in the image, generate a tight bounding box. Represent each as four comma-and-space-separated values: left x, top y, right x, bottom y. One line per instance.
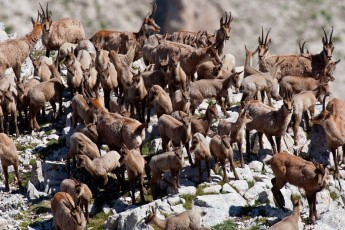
266, 151, 328, 224
38, 3, 85, 57
0, 14, 42, 80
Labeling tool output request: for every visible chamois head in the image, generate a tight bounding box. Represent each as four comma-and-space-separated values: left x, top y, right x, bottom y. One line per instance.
221, 135, 231, 148
319, 59, 341, 81
0, 86, 14, 103
245, 45, 259, 58
206, 43, 222, 64
219, 12, 233, 40
64, 193, 85, 226
31, 12, 43, 38
312, 161, 329, 190
119, 144, 131, 163
282, 91, 294, 113
145, 206, 157, 224
141, 2, 160, 35
239, 109, 253, 124
169, 48, 181, 68
207, 102, 218, 119
311, 93, 332, 125
257, 27, 271, 59
39, 2, 53, 33
181, 87, 191, 105
180, 112, 191, 127
230, 71, 243, 93
322, 26, 335, 60
196, 31, 209, 47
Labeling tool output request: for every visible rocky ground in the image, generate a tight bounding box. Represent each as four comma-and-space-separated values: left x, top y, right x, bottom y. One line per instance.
0, 25, 345, 230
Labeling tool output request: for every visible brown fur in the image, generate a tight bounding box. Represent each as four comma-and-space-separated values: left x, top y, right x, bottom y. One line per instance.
266, 151, 328, 224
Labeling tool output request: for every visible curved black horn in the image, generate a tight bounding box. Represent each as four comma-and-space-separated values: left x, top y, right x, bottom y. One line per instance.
224, 12, 228, 25
330, 26, 334, 43
39, 2, 45, 18
259, 26, 264, 44
150, 2, 157, 18
264, 28, 271, 44
322, 27, 328, 44
46, 2, 49, 18
322, 93, 330, 111
227, 12, 232, 24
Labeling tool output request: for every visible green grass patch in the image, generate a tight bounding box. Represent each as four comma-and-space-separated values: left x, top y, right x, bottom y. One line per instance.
88, 211, 111, 230
247, 180, 255, 189
141, 141, 151, 156
330, 191, 338, 200
29, 158, 36, 166
249, 225, 260, 230
37, 138, 65, 159
211, 219, 238, 230
16, 142, 38, 151
181, 194, 195, 210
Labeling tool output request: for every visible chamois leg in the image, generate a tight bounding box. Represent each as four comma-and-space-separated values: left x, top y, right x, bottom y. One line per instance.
185, 142, 195, 167
0, 116, 4, 133
170, 170, 179, 193
161, 138, 170, 152
141, 100, 147, 123
246, 130, 251, 153
13, 66, 21, 82
139, 174, 146, 203
260, 90, 266, 104
220, 159, 228, 182
2, 164, 9, 191
258, 132, 264, 151
50, 101, 57, 120
293, 114, 302, 146
103, 89, 111, 109
331, 149, 339, 178
271, 177, 286, 208
30, 106, 41, 131
4, 116, 9, 135
238, 140, 245, 168
146, 103, 152, 124
306, 192, 318, 224
46, 49, 51, 58
304, 110, 311, 131
275, 136, 282, 153
342, 145, 345, 165
266, 135, 277, 155
197, 159, 202, 183
206, 158, 211, 182
13, 162, 23, 190
266, 90, 273, 107
13, 111, 20, 136
240, 92, 248, 108
128, 175, 136, 204
228, 155, 239, 180
213, 156, 219, 175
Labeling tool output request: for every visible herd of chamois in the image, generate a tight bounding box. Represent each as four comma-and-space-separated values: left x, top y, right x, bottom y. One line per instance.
0, 2, 342, 229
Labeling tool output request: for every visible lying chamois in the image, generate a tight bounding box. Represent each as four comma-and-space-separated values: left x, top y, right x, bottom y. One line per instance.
145, 206, 207, 230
